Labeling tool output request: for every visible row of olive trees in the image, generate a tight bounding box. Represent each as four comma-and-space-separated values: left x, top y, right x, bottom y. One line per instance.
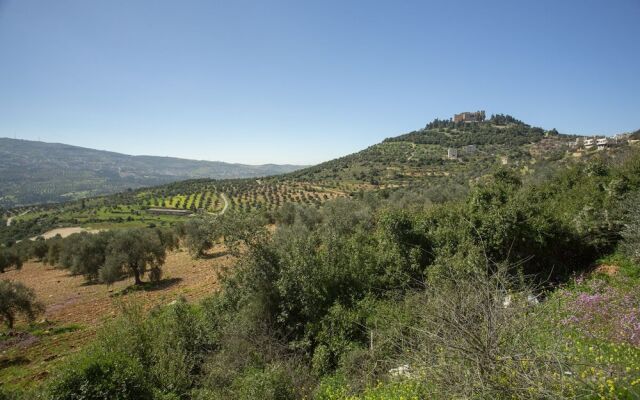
41, 228, 178, 285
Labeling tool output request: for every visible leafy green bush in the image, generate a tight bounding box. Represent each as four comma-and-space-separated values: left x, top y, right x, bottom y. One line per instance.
232, 364, 296, 400
46, 350, 152, 400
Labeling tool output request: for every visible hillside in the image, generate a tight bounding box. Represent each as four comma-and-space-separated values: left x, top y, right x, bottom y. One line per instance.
2, 129, 640, 398
1, 115, 635, 244
2, 116, 640, 398
0, 138, 304, 207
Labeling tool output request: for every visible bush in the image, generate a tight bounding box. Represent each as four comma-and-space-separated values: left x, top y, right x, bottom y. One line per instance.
232, 364, 296, 400
71, 300, 216, 398
393, 267, 569, 399
47, 350, 152, 400
620, 193, 640, 264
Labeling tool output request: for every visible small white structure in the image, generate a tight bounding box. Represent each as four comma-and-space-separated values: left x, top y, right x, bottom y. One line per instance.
389, 364, 411, 377
447, 148, 458, 160
464, 144, 477, 154
596, 137, 609, 150
584, 138, 595, 149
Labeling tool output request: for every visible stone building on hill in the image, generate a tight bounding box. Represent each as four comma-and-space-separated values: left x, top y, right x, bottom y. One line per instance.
453, 110, 486, 123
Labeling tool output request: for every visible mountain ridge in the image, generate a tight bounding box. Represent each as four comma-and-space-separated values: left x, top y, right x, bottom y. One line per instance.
0, 137, 305, 207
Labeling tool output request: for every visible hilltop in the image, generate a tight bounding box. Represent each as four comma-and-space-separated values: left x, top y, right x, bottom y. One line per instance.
0, 138, 304, 207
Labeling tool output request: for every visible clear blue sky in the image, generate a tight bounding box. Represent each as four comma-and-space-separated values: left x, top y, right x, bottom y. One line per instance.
1, 0, 638, 165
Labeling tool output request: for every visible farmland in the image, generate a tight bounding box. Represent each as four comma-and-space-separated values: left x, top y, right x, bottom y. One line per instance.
1, 118, 631, 245
1, 117, 640, 399
0, 246, 232, 388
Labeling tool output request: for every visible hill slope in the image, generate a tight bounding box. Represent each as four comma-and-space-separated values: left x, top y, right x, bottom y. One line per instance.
0, 138, 304, 207
3, 114, 635, 244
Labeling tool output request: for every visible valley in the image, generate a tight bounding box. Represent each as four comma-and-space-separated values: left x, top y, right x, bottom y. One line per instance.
0, 138, 304, 208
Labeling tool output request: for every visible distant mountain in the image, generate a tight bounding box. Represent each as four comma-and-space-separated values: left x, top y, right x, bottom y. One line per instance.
0, 138, 304, 207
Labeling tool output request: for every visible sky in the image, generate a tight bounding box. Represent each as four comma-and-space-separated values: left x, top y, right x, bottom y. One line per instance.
0, 1, 639, 165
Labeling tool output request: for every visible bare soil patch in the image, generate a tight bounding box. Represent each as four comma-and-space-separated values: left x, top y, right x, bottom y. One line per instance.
592, 264, 619, 276
31, 227, 101, 240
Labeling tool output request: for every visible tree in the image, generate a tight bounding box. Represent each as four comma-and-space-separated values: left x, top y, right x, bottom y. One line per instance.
0, 248, 22, 273
101, 229, 167, 285
182, 218, 215, 257
31, 237, 49, 261
69, 232, 114, 281
0, 280, 44, 329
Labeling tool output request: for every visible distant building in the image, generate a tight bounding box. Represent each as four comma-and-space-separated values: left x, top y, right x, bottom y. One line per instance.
447, 148, 458, 159
596, 137, 609, 150
464, 144, 477, 154
584, 138, 595, 149
147, 208, 192, 216
453, 110, 486, 123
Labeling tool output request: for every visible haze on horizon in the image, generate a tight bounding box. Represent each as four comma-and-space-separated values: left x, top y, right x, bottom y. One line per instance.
0, 0, 638, 165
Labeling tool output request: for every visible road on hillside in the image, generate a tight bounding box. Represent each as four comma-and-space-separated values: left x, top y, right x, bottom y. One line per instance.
201, 193, 229, 217
6, 210, 29, 226
219, 193, 229, 215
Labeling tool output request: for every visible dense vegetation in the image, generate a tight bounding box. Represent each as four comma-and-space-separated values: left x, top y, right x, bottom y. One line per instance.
0, 116, 588, 244
2, 117, 639, 398
2, 146, 638, 399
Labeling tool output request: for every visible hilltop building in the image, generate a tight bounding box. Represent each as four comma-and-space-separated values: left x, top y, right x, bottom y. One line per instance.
596, 137, 609, 150
580, 137, 610, 151
447, 148, 458, 159
584, 138, 595, 149
453, 110, 486, 123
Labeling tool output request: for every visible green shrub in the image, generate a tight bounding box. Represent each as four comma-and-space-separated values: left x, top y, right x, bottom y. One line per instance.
621, 193, 640, 264
232, 364, 296, 400
47, 350, 152, 400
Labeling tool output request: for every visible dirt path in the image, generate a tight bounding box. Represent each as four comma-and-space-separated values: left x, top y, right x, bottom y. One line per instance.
31, 227, 102, 240
6, 210, 29, 226
204, 193, 229, 216
220, 193, 229, 214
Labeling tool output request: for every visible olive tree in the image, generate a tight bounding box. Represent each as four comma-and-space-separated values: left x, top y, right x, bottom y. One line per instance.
0, 280, 44, 329
181, 218, 216, 257
101, 229, 167, 285
0, 248, 22, 273
69, 232, 113, 281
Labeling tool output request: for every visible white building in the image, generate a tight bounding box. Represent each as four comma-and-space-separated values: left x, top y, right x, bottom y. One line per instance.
596, 137, 609, 150
584, 138, 595, 149
447, 148, 458, 159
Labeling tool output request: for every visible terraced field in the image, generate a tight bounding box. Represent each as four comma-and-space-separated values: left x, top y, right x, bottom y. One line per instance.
1, 118, 596, 243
